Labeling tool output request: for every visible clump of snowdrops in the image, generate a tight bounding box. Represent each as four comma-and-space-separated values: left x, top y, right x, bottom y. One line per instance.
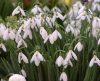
0, 0, 100, 81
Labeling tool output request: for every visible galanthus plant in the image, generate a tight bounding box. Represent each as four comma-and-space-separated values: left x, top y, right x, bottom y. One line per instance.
0, 1, 100, 81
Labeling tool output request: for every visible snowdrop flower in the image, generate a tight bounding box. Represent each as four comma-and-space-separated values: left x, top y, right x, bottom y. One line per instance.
40, 27, 48, 40
12, 6, 26, 16
30, 51, 45, 66
31, 17, 36, 29
52, 30, 62, 41
3, 29, 9, 40
21, 69, 27, 77
92, 17, 100, 38
0, 43, 7, 52
15, 33, 22, 43
64, 59, 73, 68
34, 14, 43, 27
24, 19, 31, 29
17, 39, 27, 48
76, 11, 87, 20
23, 29, 32, 39
63, 50, 77, 68
51, 6, 62, 13
74, 42, 83, 52
55, 56, 64, 67
43, 6, 50, 12
71, 27, 80, 37
46, 16, 52, 27
91, 2, 100, 12
8, 74, 26, 81
54, 12, 66, 21
60, 72, 68, 81
78, 6, 86, 15
98, 38, 100, 45
0, 24, 6, 38
44, 30, 62, 44
31, 5, 42, 15
65, 24, 71, 33
89, 55, 100, 67
18, 52, 29, 63
9, 30, 16, 40
68, 1, 83, 19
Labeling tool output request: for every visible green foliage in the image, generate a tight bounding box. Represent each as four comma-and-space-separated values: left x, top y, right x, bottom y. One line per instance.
0, 0, 14, 19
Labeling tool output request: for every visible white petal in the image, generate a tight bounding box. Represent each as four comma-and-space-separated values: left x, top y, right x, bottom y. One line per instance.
21, 69, 27, 77
19, 7, 26, 16
9, 30, 15, 40
12, 6, 20, 16
55, 56, 64, 67
89, 55, 95, 67
3, 29, 9, 40
40, 27, 48, 40
17, 39, 22, 48
22, 53, 29, 63
1, 43, 7, 52
18, 52, 22, 63
22, 40, 27, 48
71, 50, 78, 61
8, 74, 26, 81
60, 72, 68, 81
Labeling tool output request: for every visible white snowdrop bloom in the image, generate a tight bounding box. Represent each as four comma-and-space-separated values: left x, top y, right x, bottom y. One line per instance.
89, 55, 100, 67
70, 28, 80, 37
15, 33, 22, 43
49, 34, 55, 44
63, 50, 77, 68
44, 30, 62, 44
34, 14, 42, 27
63, 59, 73, 68
9, 30, 16, 40
12, 6, 26, 16
65, 24, 71, 33
23, 28, 32, 40
78, 6, 86, 15
30, 51, 45, 66
31, 17, 36, 29
17, 39, 27, 48
98, 38, 100, 45
46, 16, 52, 27
17, 25, 23, 35
43, 6, 50, 12
65, 50, 77, 62
24, 19, 31, 29
21, 69, 27, 77
54, 12, 66, 21
51, 15, 56, 26
40, 27, 48, 40
52, 30, 62, 41
51, 6, 62, 13
8, 74, 26, 81
91, 2, 100, 12
18, 52, 29, 63
31, 5, 42, 15
74, 42, 83, 52
60, 72, 68, 81
0, 43, 7, 52
76, 11, 87, 20
92, 17, 100, 38
3, 29, 9, 40
55, 56, 64, 67
0, 24, 6, 37
68, 1, 83, 18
